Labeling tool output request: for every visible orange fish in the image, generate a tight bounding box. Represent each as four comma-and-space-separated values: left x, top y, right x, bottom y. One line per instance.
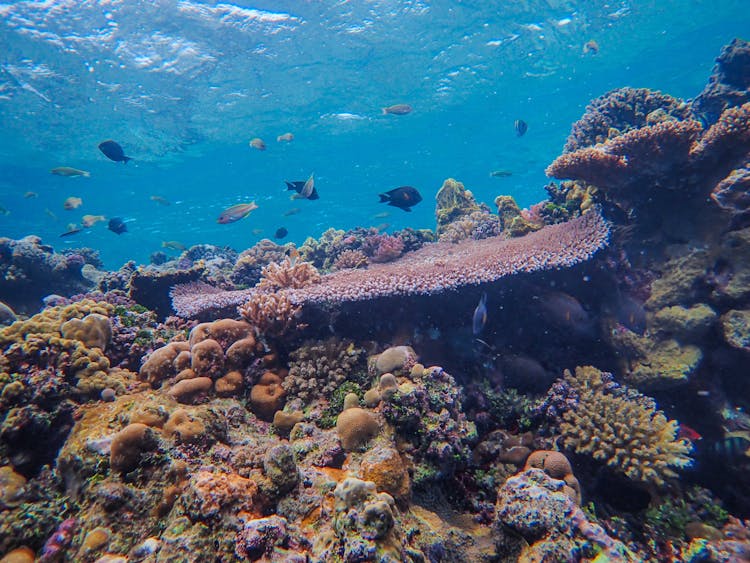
249, 138, 266, 151
63, 196, 83, 210
276, 132, 294, 142
583, 39, 599, 55
217, 202, 258, 224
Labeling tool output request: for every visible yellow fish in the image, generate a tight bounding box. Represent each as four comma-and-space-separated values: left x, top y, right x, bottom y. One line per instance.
51, 166, 90, 178
217, 201, 258, 224
162, 240, 186, 251
63, 196, 83, 210
81, 214, 106, 227
249, 138, 266, 151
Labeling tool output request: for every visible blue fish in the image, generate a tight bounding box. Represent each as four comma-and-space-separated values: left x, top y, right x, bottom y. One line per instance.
473, 292, 488, 335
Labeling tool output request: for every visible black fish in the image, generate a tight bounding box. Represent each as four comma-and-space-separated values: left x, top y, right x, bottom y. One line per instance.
514, 119, 528, 137
274, 227, 288, 239
108, 217, 127, 234
285, 180, 319, 200
98, 140, 132, 164
378, 186, 422, 212
472, 292, 488, 335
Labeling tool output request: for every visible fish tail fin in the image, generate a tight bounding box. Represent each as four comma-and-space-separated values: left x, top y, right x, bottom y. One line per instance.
83, 171, 91, 177
122, 156, 132, 164
378, 194, 389, 202
381, 108, 388, 115
404, 207, 412, 212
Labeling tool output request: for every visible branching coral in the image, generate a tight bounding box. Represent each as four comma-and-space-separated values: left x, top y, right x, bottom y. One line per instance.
256, 256, 321, 291
550, 366, 692, 488
237, 292, 302, 337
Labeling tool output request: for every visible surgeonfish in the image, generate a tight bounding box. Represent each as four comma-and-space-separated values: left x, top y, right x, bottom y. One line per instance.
473, 292, 488, 335
108, 217, 128, 234
98, 140, 132, 163
514, 119, 528, 137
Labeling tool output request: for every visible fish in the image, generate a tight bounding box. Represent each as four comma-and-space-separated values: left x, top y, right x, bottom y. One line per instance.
249, 137, 266, 151
45, 208, 58, 220
473, 292, 488, 335
583, 39, 600, 55
150, 195, 170, 206
24, 191, 37, 199
300, 173, 315, 199
217, 202, 258, 224
372, 212, 390, 219
382, 104, 412, 116
51, 166, 90, 178
678, 425, 703, 442
490, 170, 513, 178
378, 186, 422, 212
108, 217, 127, 234
374, 223, 391, 232
81, 214, 106, 227
60, 224, 82, 237
162, 240, 186, 251
283, 207, 301, 216
98, 140, 132, 163
0, 205, 9, 216
63, 196, 83, 210
514, 119, 528, 137
274, 227, 288, 239
708, 434, 750, 459
285, 179, 319, 201
277, 132, 294, 142
536, 291, 595, 337
251, 228, 264, 236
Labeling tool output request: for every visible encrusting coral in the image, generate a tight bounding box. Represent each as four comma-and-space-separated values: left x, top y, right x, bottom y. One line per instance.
547, 366, 692, 488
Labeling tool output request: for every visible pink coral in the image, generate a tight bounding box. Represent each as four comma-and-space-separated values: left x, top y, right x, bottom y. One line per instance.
362, 234, 405, 263
171, 212, 609, 316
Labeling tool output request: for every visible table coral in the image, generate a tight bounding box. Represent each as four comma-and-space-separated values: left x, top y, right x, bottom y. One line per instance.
550, 366, 692, 488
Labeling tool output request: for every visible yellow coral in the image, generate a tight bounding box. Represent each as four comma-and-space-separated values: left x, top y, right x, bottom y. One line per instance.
559, 366, 691, 488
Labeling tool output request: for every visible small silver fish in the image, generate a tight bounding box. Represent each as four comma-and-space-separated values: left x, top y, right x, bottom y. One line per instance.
473, 292, 488, 335
300, 173, 315, 199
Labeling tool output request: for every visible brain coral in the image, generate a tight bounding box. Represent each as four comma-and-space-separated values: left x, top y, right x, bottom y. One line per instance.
553, 366, 692, 488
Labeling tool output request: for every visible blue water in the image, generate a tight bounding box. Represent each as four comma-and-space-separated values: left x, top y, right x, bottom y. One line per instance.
1, 1, 748, 268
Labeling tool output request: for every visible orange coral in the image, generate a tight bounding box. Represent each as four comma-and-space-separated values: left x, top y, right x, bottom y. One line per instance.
249, 371, 285, 421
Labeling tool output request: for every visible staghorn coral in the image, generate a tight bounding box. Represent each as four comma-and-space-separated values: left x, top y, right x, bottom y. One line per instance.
237, 292, 302, 337
257, 256, 321, 291
550, 366, 692, 488
282, 338, 366, 407
332, 249, 368, 271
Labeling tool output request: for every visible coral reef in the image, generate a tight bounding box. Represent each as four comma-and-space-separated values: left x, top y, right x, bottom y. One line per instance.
542, 366, 692, 488
692, 38, 750, 125
0, 236, 98, 313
